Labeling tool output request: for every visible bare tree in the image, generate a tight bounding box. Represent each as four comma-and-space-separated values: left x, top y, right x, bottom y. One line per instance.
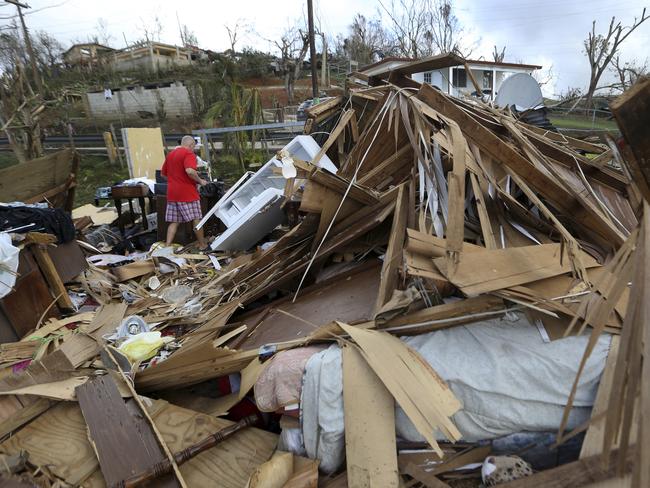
379, 0, 472, 58
35, 31, 63, 69
180, 24, 198, 48
94, 18, 114, 46
583, 8, 648, 109
429, 0, 470, 55
610, 55, 648, 92
492, 45, 506, 63
225, 20, 250, 57
336, 13, 395, 65
138, 15, 163, 44
274, 26, 310, 104
532, 64, 554, 88
0, 59, 44, 162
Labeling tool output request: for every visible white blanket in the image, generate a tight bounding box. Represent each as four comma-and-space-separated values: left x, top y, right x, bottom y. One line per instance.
300, 312, 611, 473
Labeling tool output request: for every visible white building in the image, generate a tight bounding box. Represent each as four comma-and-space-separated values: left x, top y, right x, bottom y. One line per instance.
356, 56, 542, 100
412, 59, 541, 99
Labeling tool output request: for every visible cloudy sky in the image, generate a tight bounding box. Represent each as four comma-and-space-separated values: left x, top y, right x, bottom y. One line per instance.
2, 0, 648, 96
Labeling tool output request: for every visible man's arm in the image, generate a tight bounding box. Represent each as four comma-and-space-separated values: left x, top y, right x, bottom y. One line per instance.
185, 167, 208, 186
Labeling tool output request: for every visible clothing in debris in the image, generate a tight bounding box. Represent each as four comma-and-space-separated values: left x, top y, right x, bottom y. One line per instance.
0, 205, 75, 243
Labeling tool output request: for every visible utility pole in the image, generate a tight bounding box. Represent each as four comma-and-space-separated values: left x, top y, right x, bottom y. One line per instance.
320, 33, 328, 89
6, 0, 43, 93
306, 0, 318, 99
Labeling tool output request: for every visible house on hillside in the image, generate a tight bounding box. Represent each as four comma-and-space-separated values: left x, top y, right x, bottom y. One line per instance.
111, 42, 193, 73
356, 56, 542, 100
63, 43, 116, 67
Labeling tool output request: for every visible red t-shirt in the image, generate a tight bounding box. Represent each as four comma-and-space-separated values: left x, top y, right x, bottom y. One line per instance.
161, 147, 199, 202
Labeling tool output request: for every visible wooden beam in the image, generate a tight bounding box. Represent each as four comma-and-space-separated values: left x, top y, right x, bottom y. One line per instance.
610, 77, 650, 202
343, 344, 399, 488
312, 109, 354, 167
375, 183, 408, 312
463, 61, 482, 96
29, 244, 74, 311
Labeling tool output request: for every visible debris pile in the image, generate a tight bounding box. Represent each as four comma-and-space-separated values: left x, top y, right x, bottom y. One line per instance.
0, 64, 648, 487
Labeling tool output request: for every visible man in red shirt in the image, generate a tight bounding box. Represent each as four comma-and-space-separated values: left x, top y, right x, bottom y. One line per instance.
161, 135, 209, 248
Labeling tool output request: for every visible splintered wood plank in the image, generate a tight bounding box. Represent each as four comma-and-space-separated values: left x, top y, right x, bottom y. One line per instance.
433, 243, 600, 297
0, 402, 99, 485
610, 77, 650, 202
445, 121, 467, 271
59, 301, 128, 367
343, 344, 398, 488
76, 375, 179, 487
30, 244, 74, 310
581, 336, 621, 459
312, 109, 354, 167
375, 183, 408, 312
0, 396, 54, 439
416, 84, 623, 247
149, 402, 278, 488
338, 323, 461, 457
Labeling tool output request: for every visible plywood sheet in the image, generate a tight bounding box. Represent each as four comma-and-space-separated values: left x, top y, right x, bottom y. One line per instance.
0, 149, 75, 203
238, 263, 381, 350
72, 204, 118, 226
0, 402, 99, 485
149, 402, 278, 488
343, 344, 398, 488
122, 127, 165, 179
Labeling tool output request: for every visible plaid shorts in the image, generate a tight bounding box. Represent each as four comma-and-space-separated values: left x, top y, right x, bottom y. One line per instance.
165, 200, 202, 223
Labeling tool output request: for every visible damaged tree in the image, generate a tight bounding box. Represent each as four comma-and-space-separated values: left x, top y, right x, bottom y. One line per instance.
274, 26, 310, 104
583, 7, 648, 110
0, 61, 45, 163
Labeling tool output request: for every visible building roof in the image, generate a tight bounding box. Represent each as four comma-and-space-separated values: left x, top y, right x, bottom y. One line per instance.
359, 54, 542, 80
63, 42, 116, 55
358, 56, 414, 73
465, 59, 542, 70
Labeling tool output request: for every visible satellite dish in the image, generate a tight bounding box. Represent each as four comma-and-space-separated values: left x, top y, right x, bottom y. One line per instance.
495, 73, 544, 111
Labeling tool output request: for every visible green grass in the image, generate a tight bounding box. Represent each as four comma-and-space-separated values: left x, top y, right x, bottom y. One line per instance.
549, 115, 619, 131
74, 154, 130, 207
0, 152, 18, 170
2, 148, 271, 208
0, 151, 127, 208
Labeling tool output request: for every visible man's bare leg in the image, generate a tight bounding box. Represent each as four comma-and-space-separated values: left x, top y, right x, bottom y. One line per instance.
166, 222, 180, 246
193, 219, 207, 249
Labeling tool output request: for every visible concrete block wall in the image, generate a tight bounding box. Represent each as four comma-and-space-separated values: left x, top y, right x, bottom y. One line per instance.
86, 82, 193, 118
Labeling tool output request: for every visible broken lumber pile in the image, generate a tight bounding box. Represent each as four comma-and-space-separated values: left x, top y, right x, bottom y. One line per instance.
0, 69, 648, 488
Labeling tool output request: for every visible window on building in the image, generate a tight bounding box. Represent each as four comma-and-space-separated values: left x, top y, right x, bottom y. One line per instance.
452, 68, 467, 88
482, 71, 493, 89
423, 71, 432, 84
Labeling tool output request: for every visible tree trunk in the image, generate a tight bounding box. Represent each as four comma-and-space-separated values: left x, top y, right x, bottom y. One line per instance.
584, 78, 598, 115
2, 128, 28, 164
